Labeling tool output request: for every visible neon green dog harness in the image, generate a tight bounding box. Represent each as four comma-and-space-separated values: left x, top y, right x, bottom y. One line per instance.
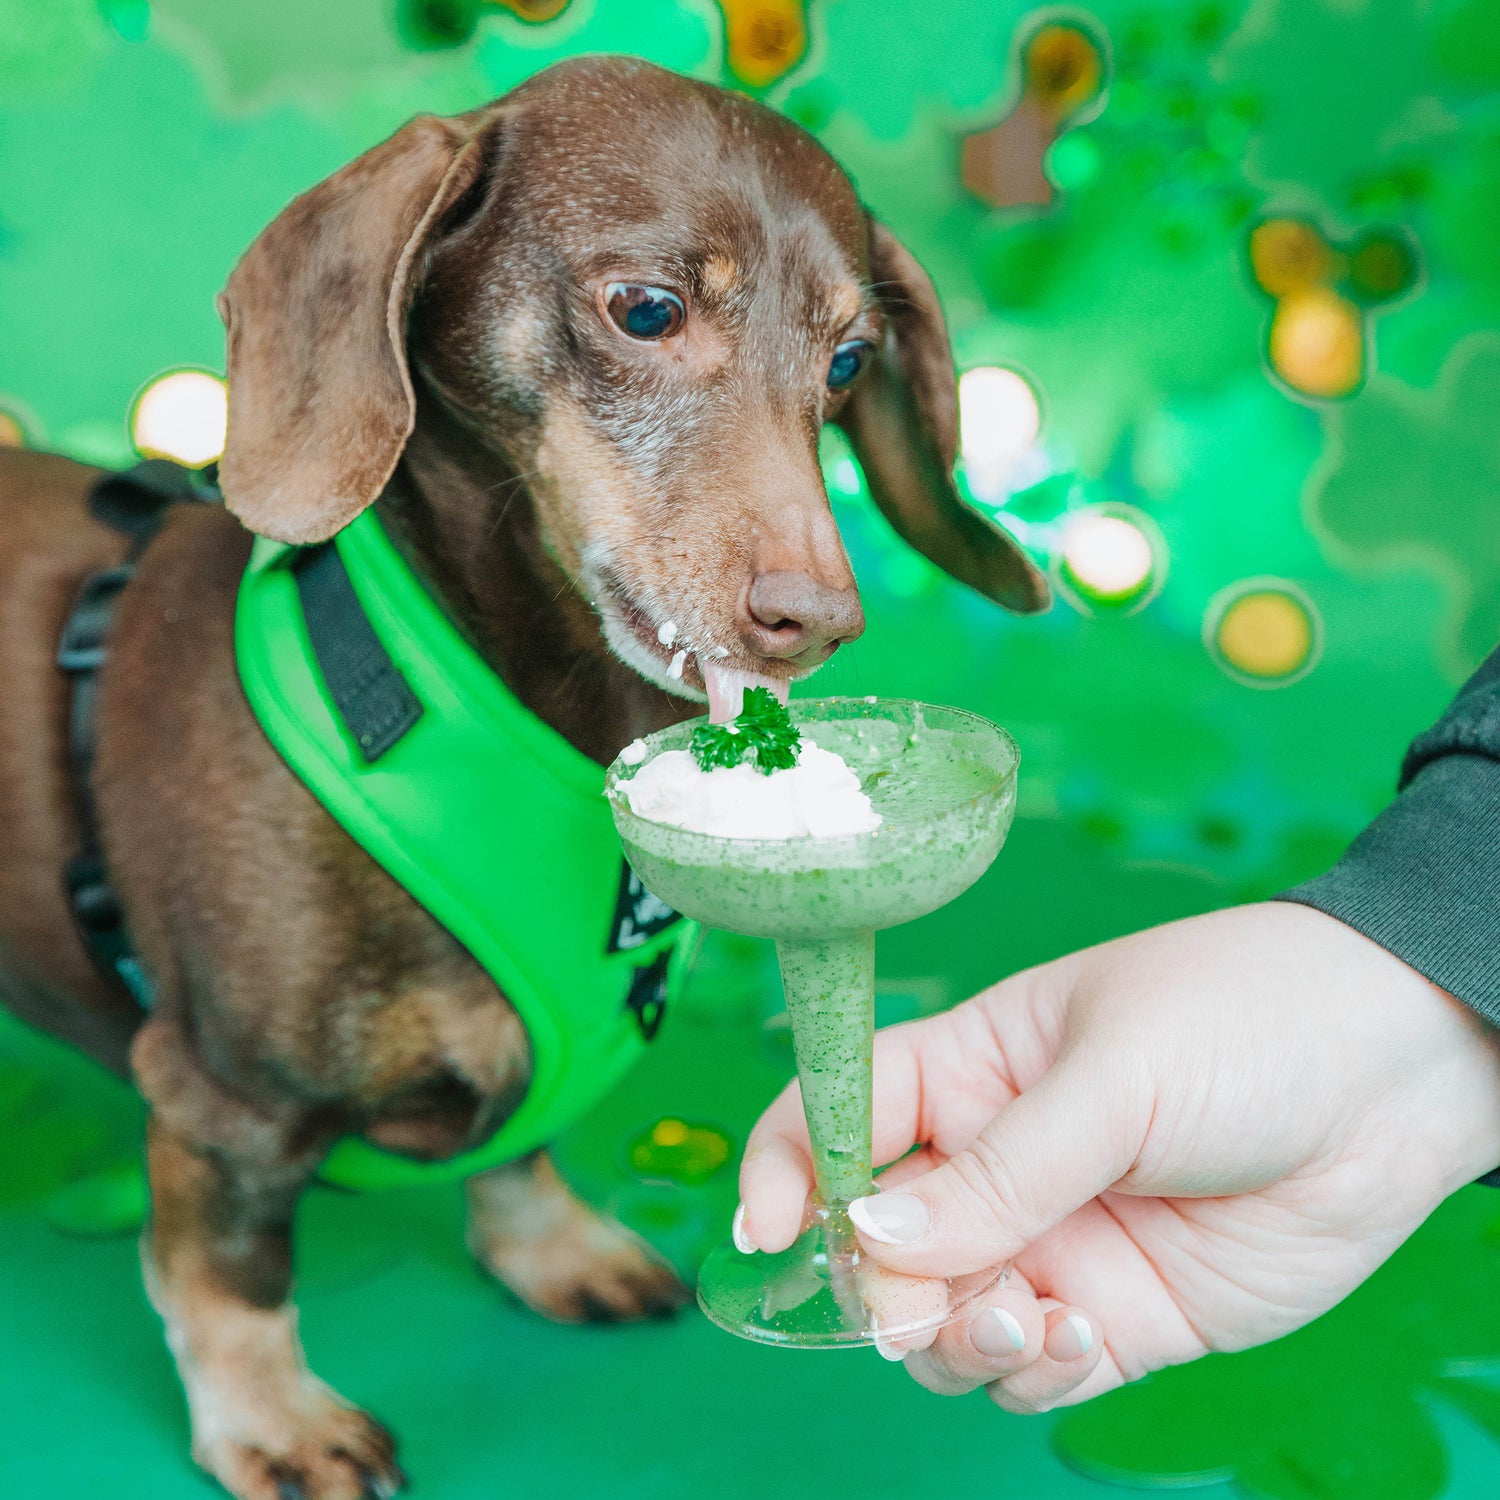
235, 509, 693, 1192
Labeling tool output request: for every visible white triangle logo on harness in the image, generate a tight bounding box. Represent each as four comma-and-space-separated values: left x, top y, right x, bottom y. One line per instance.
608, 864, 681, 952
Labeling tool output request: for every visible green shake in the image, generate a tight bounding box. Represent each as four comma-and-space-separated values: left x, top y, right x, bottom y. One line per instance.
776, 934, 873, 1208
607, 698, 1018, 1347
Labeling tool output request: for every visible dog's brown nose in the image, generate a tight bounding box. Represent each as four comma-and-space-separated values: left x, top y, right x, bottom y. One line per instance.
742, 571, 866, 660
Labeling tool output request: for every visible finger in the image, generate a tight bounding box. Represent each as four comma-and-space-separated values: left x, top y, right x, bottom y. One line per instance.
986, 1304, 1109, 1414
739, 1014, 964, 1254
902, 1281, 1048, 1395
1031, 1347, 1125, 1411
847, 1048, 1144, 1279
863, 1263, 950, 1358
1011, 1193, 1207, 1376
738, 1080, 814, 1253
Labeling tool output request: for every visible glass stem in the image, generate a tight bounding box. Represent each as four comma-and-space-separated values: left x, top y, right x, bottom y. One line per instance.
774, 932, 876, 1210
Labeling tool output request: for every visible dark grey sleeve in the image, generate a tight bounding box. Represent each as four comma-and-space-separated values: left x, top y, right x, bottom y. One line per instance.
1277, 647, 1500, 1026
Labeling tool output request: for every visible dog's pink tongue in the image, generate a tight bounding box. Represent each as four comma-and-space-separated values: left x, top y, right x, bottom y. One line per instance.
703, 661, 789, 723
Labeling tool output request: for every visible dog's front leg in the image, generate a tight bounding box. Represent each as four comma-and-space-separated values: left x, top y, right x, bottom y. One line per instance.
466, 1149, 689, 1323
142, 1117, 404, 1500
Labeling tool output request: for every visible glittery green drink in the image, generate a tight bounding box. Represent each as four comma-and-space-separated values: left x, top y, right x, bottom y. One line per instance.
607, 699, 1018, 1347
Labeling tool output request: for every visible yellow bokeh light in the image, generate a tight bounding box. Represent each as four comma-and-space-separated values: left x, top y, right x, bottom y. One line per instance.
1061, 510, 1155, 601
718, 0, 807, 89
1209, 583, 1320, 685
489, 0, 570, 19
1024, 24, 1105, 114
1249, 219, 1336, 298
131, 369, 228, 468
0, 410, 25, 448
628, 1116, 732, 1184
651, 1117, 690, 1147
1267, 287, 1364, 400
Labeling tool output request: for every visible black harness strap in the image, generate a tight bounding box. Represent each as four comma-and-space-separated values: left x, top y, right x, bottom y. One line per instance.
292, 543, 423, 762
58, 461, 218, 1003
59, 564, 142, 998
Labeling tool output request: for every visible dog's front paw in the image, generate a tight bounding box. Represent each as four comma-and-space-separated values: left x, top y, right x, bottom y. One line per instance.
468, 1150, 692, 1323
192, 1381, 404, 1500
477, 1210, 691, 1323
470, 1194, 690, 1323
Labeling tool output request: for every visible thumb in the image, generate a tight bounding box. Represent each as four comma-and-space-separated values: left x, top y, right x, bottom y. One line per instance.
848, 1051, 1141, 1278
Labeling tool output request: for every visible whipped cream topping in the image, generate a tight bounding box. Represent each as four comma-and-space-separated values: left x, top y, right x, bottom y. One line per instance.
620, 733, 882, 840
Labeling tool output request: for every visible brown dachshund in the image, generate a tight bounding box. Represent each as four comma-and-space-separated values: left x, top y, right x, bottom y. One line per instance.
0, 55, 1046, 1500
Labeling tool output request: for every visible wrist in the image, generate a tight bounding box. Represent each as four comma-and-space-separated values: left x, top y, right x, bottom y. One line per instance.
1339, 916, 1500, 1193
1416, 983, 1500, 1192
1264, 902, 1500, 1193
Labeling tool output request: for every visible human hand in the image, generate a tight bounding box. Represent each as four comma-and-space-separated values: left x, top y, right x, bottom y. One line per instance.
738, 904, 1500, 1411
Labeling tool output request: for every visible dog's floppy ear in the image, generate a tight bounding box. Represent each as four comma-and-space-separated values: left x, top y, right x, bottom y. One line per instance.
218, 114, 487, 543
835, 220, 1050, 613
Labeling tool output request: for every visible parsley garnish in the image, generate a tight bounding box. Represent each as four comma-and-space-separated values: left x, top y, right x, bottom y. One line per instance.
691, 686, 801, 775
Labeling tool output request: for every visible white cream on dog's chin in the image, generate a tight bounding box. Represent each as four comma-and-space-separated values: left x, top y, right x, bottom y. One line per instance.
594, 599, 795, 722
580, 538, 793, 718
596, 604, 708, 704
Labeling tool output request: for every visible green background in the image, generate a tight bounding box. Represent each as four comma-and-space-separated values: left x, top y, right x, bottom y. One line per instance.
2, 2, 1499, 1497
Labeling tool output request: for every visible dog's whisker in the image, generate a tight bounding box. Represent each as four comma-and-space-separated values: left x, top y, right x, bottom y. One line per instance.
484, 469, 542, 540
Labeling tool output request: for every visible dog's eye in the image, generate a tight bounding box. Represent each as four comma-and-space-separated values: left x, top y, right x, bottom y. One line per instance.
827, 340, 872, 391
605, 283, 685, 340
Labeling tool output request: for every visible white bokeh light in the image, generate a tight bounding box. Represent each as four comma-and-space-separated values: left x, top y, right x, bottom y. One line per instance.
959, 366, 1041, 466
131, 370, 227, 468
1060, 510, 1155, 600
959, 366, 1043, 502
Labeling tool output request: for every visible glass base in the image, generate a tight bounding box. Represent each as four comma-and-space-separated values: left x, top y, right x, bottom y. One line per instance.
697, 1206, 1008, 1349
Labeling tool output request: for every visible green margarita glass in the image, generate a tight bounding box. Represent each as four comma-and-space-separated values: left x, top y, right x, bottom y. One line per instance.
606, 698, 1019, 1348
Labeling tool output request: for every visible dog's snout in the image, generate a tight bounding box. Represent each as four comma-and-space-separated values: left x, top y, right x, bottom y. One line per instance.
742, 571, 866, 661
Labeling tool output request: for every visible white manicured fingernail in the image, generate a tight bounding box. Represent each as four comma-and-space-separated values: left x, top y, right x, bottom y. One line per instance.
972, 1305, 1026, 1356
1045, 1313, 1094, 1362
849, 1192, 930, 1245
731, 1203, 757, 1254
871, 1319, 905, 1361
